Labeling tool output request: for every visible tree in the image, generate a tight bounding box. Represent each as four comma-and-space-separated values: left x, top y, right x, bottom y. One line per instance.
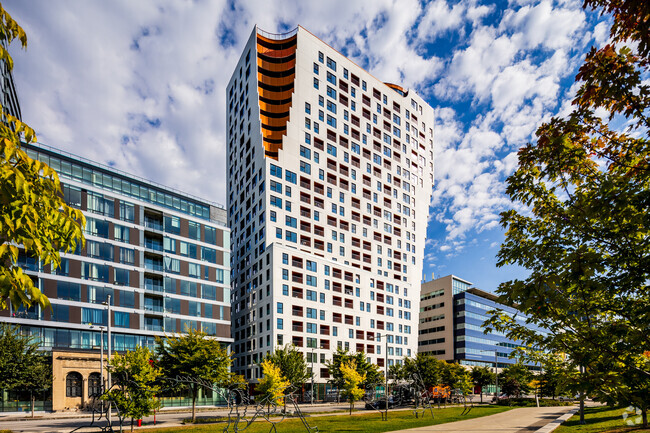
340, 360, 365, 415
103, 346, 161, 432
0, 3, 85, 312
471, 366, 495, 403
257, 360, 290, 409
263, 345, 309, 391
403, 353, 445, 390
0, 324, 51, 417
326, 348, 382, 397
488, 0, 650, 426
538, 355, 569, 399
498, 363, 532, 396
500, 378, 522, 399
156, 328, 231, 423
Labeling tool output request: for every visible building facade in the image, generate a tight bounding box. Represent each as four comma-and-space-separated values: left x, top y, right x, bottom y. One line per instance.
227, 26, 435, 382
1, 142, 232, 409
419, 274, 543, 372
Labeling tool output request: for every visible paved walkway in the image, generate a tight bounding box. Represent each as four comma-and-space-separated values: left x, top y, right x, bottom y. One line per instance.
387, 406, 576, 433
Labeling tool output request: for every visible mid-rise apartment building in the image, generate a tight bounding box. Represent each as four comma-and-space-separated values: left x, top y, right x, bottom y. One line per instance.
227, 26, 435, 382
1, 142, 232, 410
419, 275, 543, 375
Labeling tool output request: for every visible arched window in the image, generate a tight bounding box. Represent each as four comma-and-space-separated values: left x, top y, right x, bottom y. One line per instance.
66, 372, 82, 397
88, 372, 102, 397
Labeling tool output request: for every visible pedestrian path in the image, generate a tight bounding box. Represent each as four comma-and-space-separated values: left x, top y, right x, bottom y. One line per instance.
386, 406, 575, 433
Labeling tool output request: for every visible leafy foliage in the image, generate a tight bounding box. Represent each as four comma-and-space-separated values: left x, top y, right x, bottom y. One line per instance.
471, 366, 495, 402
156, 328, 231, 422
104, 346, 161, 432
490, 0, 650, 427
257, 360, 290, 407
326, 348, 382, 391
340, 360, 366, 415
403, 353, 446, 389
0, 4, 85, 311
0, 323, 51, 393
263, 345, 309, 390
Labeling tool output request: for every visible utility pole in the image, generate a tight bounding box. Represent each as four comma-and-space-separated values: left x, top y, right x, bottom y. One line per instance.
105, 295, 112, 423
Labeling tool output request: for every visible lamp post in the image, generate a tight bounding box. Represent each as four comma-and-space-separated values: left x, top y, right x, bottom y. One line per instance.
102, 295, 112, 422
376, 333, 389, 421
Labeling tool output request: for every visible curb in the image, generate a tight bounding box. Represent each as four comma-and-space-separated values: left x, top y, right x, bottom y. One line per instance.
535, 408, 578, 433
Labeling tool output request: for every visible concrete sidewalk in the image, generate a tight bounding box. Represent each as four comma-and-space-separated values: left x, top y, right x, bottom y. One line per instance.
386, 406, 576, 433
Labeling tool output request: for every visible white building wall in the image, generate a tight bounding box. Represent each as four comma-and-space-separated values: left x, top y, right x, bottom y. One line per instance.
227, 26, 434, 382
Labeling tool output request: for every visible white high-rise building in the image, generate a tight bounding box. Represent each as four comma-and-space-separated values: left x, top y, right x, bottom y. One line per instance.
227, 26, 434, 384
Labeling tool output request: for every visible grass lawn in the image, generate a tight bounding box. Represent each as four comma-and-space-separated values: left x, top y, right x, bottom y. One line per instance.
555, 406, 649, 433
151, 405, 512, 433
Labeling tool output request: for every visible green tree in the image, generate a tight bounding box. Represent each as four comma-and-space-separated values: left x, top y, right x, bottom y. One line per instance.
538, 355, 569, 399
103, 346, 161, 432
471, 366, 495, 403
257, 360, 290, 409
498, 363, 532, 396
326, 348, 382, 397
0, 4, 85, 312
403, 353, 445, 389
264, 345, 309, 391
488, 0, 650, 426
0, 324, 51, 417
340, 360, 365, 415
156, 328, 231, 423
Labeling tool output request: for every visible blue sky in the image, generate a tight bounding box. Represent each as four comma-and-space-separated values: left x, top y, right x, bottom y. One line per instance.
5, 0, 609, 292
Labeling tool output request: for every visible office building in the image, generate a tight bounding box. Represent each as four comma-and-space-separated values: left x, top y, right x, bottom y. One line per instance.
227, 26, 435, 383
419, 274, 543, 373
1, 142, 232, 410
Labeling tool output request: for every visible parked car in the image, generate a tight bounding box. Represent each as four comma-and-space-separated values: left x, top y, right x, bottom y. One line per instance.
365, 397, 395, 410
558, 396, 574, 402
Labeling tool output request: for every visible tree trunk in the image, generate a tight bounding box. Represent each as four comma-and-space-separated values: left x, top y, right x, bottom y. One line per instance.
349, 401, 353, 415
642, 407, 647, 429
480, 390, 483, 404
191, 388, 197, 423
130, 418, 134, 433
31, 392, 35, 418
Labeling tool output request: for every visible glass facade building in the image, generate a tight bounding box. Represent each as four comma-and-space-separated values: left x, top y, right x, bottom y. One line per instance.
2, 142, 233, 352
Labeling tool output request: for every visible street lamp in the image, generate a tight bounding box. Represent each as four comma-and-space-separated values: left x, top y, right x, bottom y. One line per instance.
376, 333, 389, 421
89, 324, 106, 413
102, 295, 112, 422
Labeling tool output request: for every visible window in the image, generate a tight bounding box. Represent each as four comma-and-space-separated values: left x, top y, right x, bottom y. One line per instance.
88, 373, 101, 397
305, 102, 311, 114
327, 86, 337, 99
115, 311, 130, 328
326, 56, 336, 71
327, 71, 336, 85
119, 201, 134, 222
270, 164, 282, 178
164, 215, 180, 234
66, 372, 82, 397
327, 100, 337, 114
277, 302, 284, 313
284, 170, 298, 185
270, 196, 282, 208
327, 144, 337, 157
300, 161, 311, 174
277, 318, 284, 329
318, 51, 324, 63
313, 77, 319, 89
326, 115, 336, 128
300, 146, 311, 159
313, 62, 319, 74
286, 216, 297, 228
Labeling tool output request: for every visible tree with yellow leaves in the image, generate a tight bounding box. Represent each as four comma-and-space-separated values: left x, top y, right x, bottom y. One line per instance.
257, 360, 290, 410
340, 360, 365, 415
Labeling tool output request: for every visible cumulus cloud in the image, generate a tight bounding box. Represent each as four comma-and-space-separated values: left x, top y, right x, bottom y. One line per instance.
5, 0, 608, 269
